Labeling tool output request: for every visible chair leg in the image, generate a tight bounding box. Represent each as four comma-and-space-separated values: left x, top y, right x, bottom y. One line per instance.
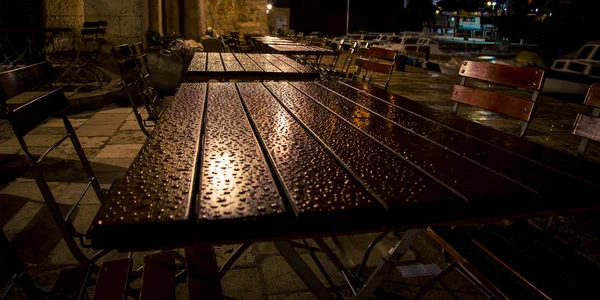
452, 102, 460, 115
519, 121, 530, 137
577, 138, 590, 156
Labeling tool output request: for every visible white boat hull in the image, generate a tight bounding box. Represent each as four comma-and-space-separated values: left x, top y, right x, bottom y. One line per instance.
542, 77, 591, 95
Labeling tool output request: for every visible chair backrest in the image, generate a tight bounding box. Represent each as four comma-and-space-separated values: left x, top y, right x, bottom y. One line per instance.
7, 88, 68, 137
201, 38, 224, 52
0, 61, 56, 104
368, 47, 397, 61
81, 21, 107, 40
451, 60, 545, 137
572, 84, 600, 156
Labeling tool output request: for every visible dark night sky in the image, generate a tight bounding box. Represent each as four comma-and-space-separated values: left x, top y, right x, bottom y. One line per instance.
272, 0, 414, 36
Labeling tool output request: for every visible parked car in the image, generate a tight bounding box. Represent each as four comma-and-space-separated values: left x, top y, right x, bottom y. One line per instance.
308, 31, 327, 38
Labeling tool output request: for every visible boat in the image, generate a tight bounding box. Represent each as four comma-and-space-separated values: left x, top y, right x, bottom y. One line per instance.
543, 42, 600, 95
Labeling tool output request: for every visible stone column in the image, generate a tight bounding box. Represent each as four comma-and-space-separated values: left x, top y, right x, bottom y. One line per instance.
43, 0, 85, 52
148, 0, 163, 34
182, 0, 202, 40
164, 0, 180, 34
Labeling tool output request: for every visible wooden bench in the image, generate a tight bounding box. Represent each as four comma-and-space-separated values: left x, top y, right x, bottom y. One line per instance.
50, 246, 223, 300
572, 83, 600, 156
424, 223, 599, 299
451, 60, 545, 137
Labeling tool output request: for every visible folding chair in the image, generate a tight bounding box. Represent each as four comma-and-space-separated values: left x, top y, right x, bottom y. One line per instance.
0, 61, 56, 117
451, 60, 545, 137
54, 21, 109, 88
111, 44, 156, 136
200, 38, 224, 52
354, 47, 397, 90
351, 47, 370, 82
131, 42, 166, 120
572, 83, 600, 156
0, 84, 108, 269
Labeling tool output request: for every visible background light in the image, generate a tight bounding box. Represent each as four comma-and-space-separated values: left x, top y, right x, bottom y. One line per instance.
267, 4, 273, 10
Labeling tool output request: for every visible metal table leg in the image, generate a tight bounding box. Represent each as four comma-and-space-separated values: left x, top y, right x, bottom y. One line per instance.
355, 229, 422, 300
274, 241, 335, 300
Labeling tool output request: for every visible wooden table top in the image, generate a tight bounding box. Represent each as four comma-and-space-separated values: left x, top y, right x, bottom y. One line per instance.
268, 45, 336, 56
89, 81, 600, 250
185, 53, 319, 81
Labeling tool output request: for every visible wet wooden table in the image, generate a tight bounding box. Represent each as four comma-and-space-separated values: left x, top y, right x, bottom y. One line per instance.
89, 80, 600, 249
185, 52, 319, 81
88, 80, 600, 299
268, 44, 336, 56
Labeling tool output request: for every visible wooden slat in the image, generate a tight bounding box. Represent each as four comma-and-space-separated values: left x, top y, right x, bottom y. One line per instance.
271, 54, 312, 73
219, 53, 244, 72
140, 252, 175, 300
90, 83, 206, 249
50, 265, 91, 300
584, 83, 600, 108
185, 244, 223, 300
368, 47, 396, 60
246, 54, 282, 72
9, 88, 68, 137
188, 52, 207, 72
358, 47, 370, 57
198, 83, 286, 221
459, 60, 544, 91
572, 113, 600, 142
261, 54, 298, 73
451, 85, 535, 121
264, 81, 462, 213
354, 58, 367, 67
207, 53, 224, 72
233, 53, 263, 72
92, 258, 131, 300
362, 61, 393, 75
237, 82, 383, 220
0, 61, 56, 101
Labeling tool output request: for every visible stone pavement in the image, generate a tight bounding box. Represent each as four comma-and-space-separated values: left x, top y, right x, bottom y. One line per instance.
1, 63, 599, 299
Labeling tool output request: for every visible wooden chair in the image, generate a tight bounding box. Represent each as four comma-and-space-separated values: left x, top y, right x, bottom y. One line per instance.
51, 246, 223, 300
353, 47, 397, 90
200, 38, 224, 52
131, 42, 166, 120
0, 87, 110, 269
351, 47, 370, 81
111, 44, 157, 136
451, 60, 545, 137
572, 83, 600, 156
0, 61, 56, 117
422, 224, 599, 300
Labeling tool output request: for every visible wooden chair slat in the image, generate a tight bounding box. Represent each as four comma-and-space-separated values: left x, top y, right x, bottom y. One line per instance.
451, 85, 535, 122
185, 245, 223, 300
140, 251, 175, 300
0, 61, 56, 102
111, 44, 133, 60
50, 265, 92, 300
92, 258, 131, 300
354, 58, 367, 67
368, 47, 397, 60
584, 83, 600, 108
459, 60, 544, 90
572, 113, 600, 142
358, 47, 370, 57
8, 88, 68, 137
362, 61, 393, 75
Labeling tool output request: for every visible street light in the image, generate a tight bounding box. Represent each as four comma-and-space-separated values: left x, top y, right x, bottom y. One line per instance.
346, 0, 350, 36
267, 4, 272, 10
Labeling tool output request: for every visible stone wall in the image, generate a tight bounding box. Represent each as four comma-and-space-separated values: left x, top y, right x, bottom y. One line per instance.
84, 0, 143, 50
43, 0, 85, 52
202, 0, 268, 36
267, 7, 290, 34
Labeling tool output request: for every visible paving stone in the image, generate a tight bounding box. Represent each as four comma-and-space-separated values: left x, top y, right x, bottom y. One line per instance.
52, 182, 103, 205
119, 120, 144, 131
95, 144, 143, 158
85, 113, 130, 125
215, 244, 256, 269
57, 136, 109, 149
107, 131, 147, 144
126, 111, 149, 121
222, 268, 264, 299
97, 107, 133, 114
76, 124, 120, 137
41, 118, 87, 128
1, 135, 66, 147
260, 252, 345, 294
268, 292, 317, 300
0, 146, 20, 156
90, 157, 134, 172
29, 126, 68, 135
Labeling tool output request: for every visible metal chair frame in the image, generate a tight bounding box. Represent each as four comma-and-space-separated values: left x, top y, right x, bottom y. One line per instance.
574, 83, 600, 156
0, 88, 109, 270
